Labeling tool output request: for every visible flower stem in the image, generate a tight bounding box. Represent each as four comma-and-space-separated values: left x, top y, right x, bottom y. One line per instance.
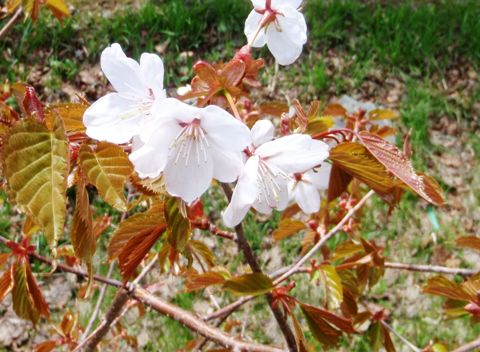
224, 91, 242, 120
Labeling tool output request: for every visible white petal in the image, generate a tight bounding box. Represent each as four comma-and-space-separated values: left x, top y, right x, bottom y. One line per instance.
211, 147, 244, 183
129, 144, 166, 179
130, 118, 182, 178
201, 105, 252, 151
257, 134, 329, 173
244, 10, 267, 47
83, 93, 145, 144
139, 53, 165, 99
222, 156, 260, 227
294, 181, 320, 214
273, 0, 304, 9
305, 163, 331, 190
100, 44, 146, 96
251, 119, 274, 147
164, 141, 214, 203
251, 0, 265, 7
265, 7, 306, 65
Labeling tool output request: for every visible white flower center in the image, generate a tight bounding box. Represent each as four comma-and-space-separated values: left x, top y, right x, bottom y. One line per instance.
256, 160, 288, 207
118, 98, 153, 121
170, 118, 209, 166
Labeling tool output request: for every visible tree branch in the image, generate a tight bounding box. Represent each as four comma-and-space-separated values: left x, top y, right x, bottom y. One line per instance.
221, 183, 298, 352
0, 235, 282, 352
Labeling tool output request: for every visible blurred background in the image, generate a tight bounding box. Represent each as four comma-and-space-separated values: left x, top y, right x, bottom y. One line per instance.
0, 0, 479, 350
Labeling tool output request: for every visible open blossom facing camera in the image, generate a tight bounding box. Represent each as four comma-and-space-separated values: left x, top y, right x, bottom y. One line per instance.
245, 0, 307, 65
223, 120, 329, 227
130, 98, 251, 203
83, 43, 166, 144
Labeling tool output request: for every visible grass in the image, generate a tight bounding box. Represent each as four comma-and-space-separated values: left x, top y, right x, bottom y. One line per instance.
1, 0, 479, 351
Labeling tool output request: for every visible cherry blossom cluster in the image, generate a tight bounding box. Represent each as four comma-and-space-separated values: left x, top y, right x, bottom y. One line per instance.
83, 0, 326, 227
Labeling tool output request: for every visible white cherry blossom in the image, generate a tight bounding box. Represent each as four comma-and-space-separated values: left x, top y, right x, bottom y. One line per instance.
244, 0, 307, 65
289, 162, 331, 214
130, 98, 251, 203
83, 43, 166, 144
223, 120, 329, 227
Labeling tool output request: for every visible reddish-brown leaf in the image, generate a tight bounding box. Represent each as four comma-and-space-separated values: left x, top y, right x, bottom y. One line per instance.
328, 164, 353, 202
25, 261, 49, 318
118, 225, 165, 280
12, 260, 49, 324
329, 142, 396, 194
300, 303, 355, 334
185, 271, 227, 292
34, 340, 60, 352
193, 61, 219, 87
60, 311, 78, 337
457, 236, 480, 252
108, 202, 165, 260
300, 304, 342, 346
272, 218, 306, 241
259, 102, 289, 117
324, 103, 346, 117
358, 131, 444, 205
45, 103, 87, 133
381, 324, 396, 352
221, 59, 246, 88
0, 253, 10, 268
0, 266, 13, 302
23, 86, 45, 122
71, 173, 95, 263
422, 275, 474, 302
290, 312, 310, 352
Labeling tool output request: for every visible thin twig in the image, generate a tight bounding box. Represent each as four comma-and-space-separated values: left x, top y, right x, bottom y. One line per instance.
384, 262, 477, 276
81, 262, 116, 341
221, 183, 298, 352
0, 235, 283, 352
274, 190, 375, 285
452, 336, 480, 352
0, 7, 22, 41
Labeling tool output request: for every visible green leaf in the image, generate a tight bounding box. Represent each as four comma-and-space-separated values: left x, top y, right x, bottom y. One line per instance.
79, 142, 133, 211
318, 265, 343, 309
272, 218, 306, 241
2, 117, 68, 251
165, 196, 191, 252
223, 273, 274, 296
